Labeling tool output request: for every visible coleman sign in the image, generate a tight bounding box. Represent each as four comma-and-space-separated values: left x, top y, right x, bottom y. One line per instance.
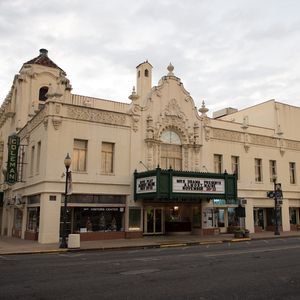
173, 177, 225, 194
6, 134, 20, 184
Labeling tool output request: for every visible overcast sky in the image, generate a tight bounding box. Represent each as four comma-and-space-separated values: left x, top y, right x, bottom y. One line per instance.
1, 0, 300, 116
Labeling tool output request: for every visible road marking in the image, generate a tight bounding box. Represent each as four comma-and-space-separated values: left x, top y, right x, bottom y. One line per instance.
135, 257, 161, 262
205, 244, 300, 257
120, 269, 159, 275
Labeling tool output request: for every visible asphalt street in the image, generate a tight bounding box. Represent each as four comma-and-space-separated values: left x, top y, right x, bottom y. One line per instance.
1, 237, 300, 300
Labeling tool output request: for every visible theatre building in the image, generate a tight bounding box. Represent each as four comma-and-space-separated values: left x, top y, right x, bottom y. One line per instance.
0, 49, 300, 243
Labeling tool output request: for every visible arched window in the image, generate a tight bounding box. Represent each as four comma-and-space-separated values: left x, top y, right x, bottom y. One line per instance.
138, 70, 141, 78
144, 69, 149, 77
160, 130, 182, 170
39, 86, 49, 101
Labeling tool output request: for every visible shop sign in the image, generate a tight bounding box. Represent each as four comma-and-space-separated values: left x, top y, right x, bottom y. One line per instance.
136, 176, 157, 194
6, 134, 20, 184
83, 207, 124, 212
173, 177, 225, 194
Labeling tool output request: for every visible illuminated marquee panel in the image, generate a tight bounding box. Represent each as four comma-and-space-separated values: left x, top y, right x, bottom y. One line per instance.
173, 177, 225, 194
136, 176, 157, 194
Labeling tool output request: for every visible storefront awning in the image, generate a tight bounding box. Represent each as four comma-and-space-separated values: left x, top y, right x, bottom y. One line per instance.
134, 168, 237, 202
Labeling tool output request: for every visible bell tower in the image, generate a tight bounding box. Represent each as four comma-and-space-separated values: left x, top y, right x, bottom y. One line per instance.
136, 61, 152, 100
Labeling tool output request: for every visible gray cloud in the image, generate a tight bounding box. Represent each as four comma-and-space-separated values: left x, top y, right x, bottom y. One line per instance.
1, 0, 300, 116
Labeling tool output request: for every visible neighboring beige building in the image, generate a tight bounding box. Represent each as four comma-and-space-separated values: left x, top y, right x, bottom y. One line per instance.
0, 49, 299, 244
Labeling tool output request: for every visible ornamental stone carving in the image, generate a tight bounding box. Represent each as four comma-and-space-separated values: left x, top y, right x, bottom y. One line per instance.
164, 98, 185, 119
28, 107, 48, 132
43, 116, 49, 130
183, 146, 189, 170
250, 134, 277, 147
128, 103, 142, 132
212, 128, 242, 142
67, 106, 126, 126
286, 140, 300, 150
156, 116, 189, 144
52, 116, 62, 130
146, 115, 154, 139
55, 103, 61, 114
204, 127, 210, 141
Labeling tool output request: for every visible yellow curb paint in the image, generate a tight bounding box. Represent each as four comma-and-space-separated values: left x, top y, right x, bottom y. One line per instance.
231, 238, 252, 242
199, 241, 223, 245
160, 243, 187, 248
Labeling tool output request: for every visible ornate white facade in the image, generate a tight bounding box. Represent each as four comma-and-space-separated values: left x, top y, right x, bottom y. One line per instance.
0, 49, 300, 243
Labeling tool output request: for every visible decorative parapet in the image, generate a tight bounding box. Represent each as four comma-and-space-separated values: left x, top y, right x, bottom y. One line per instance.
66, 105, 127, 126
250, 134, 277, 147
212, 128, 242, 142
209, 126, 300, 154
285, 139, 300, 151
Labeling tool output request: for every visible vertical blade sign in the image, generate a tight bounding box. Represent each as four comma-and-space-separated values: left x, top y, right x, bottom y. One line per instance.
6, 134, 20, 184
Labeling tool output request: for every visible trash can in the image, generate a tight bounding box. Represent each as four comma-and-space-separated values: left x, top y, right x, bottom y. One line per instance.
68, 234, 80, 249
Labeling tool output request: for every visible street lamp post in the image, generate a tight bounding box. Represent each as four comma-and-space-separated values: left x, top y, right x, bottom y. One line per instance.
60, 153, 72, 248
272, 175, 280, 236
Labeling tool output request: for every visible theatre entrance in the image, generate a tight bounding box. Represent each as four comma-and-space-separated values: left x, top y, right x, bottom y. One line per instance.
144, 207, 163, 234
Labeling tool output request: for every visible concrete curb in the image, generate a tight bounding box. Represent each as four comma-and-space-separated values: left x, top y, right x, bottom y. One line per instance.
1, 234, 300, 256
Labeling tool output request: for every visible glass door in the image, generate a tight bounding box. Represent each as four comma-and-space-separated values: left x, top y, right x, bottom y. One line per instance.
144, 207, 163, 234
216, 208, 226, 233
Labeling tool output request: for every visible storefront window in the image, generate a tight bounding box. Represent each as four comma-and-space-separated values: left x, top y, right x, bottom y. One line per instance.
216, 208, 225, 227
228, 208, 239, 227
14, 209, 23, 230
73, 207, 124, 232
290, 208, 297, 224
26, 207, 40, 231
129, 207, 141, 230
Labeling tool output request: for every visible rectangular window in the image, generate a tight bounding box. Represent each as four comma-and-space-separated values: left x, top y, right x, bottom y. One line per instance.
30, 146, 35, 176
214, 154, 222, 173
231, 156, 239, 179
101, 142, 114, 174
73, 139, 87, 172
269, 160, 277, 182
255, 158, 262, 182
289, 162, 296, 184
36, 141, 41, 174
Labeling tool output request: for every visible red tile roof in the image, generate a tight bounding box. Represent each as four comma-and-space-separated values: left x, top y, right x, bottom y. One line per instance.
23, 49, 65, 73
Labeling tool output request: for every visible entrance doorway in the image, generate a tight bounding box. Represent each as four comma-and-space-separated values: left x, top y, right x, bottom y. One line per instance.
144, 207, 163, 234
215, 208, 226, 233
254, 208, 265, 232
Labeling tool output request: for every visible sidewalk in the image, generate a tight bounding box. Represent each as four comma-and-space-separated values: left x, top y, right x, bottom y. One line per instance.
1, 231, 300, 255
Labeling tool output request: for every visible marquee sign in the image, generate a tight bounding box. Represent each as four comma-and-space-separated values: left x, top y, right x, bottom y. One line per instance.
134, 168, 237, 202
6, 134, 20, 184
173, 177, 225, 194
136, 176, 157, 194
